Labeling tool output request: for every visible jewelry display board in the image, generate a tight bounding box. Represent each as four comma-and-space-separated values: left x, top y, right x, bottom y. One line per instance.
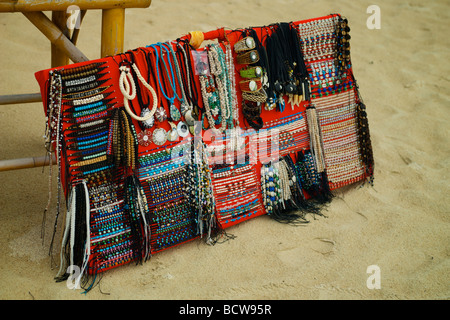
35, 13, 374, 291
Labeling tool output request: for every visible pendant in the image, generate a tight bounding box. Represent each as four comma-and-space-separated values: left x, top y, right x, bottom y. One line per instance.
155, 106, 167, 123
184, 109, 195, 126
249, 50, 259, 63
152, 127, 167, 146
255, 66, 262, 78
167, 122, 179, 142
140, 107, 155, 128
285, 82, 296, 94
211, 105, 219, 117
170, 104, 181, 122
209, 94, 220, 116
167, 128, 179, 142
137, 129, 152, 147
245, 37, 255, 49
177, 121, 189, 138
274, 80, 283, 94
180, 102, 191, 116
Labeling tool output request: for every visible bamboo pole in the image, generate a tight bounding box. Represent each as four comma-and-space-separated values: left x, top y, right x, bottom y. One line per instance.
0, 155, 56, 172
101, 8, 125, 57
22, 11, 89, 64
0, 0, 152, 12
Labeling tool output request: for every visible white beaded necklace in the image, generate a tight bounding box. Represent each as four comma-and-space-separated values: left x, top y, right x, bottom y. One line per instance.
119, 63, 158, 122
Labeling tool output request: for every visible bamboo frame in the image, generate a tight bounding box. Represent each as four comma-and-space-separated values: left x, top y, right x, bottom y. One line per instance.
51, 11, 70, 67
0, 0, 152, 12
101, 8, 125, 57
22, 11, 89, 64
0, 0, 152, 171
0, 93, 42, 105
0, 155, 56, 172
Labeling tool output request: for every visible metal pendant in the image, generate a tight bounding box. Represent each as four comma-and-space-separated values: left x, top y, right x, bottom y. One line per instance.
167, 122, 179, 142
152, 127, 167, 146
137, 129, 152, 147
167, 127, 179, 142
170, 104, 181, 122
177, 121, 189, 138
180, 102, 191, 116
184, 109, 195, 126
140, 107, 155, 128
155, 106, 167, 123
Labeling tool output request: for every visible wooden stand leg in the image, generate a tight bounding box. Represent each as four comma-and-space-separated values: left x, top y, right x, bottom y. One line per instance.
101, 8, 125, 58
0, 155, 56, 172
51, 11, 70, 67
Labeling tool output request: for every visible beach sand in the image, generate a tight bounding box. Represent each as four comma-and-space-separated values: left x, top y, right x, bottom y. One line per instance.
0, 0, 449, 300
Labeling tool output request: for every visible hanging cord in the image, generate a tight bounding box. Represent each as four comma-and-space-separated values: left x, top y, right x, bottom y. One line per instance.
148, 43, 177, 107
175, 40, 194, 109
160, 42, 185, 104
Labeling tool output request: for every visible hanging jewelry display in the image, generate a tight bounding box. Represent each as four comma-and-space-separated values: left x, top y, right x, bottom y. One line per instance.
35, 13, 374, 285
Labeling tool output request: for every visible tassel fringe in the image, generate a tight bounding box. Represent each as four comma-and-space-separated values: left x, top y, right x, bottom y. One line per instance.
54, 180, 96, 292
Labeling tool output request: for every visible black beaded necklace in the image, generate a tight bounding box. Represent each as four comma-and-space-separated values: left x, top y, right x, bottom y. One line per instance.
285, 22, 310, 101
177, 39, 201, 117
265, 26, 289, 110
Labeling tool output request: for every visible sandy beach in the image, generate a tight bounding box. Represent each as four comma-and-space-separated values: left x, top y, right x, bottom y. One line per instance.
0, 0, 449, 300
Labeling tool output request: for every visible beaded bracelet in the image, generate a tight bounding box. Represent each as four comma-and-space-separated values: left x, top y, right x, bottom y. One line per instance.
236, 50, 259, 65
68, 92, 110, 107
63, 80, 109, 95
239, 78, 262, 93
64, 72, 108, 87
234, 36, 256, 53
67, 129, 108, 143
241, 89, 267, 103
240, 66, 263, 79
60, 62, 106, 77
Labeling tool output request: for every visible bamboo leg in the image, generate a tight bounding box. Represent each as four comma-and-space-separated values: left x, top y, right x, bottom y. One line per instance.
0, 93, 41, 105
101, 8, 124, 58
0, 155, 56, 172
51, 11, 70, 67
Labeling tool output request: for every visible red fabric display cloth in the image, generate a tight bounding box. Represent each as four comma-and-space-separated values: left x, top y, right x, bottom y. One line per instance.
35, 14, 374, 289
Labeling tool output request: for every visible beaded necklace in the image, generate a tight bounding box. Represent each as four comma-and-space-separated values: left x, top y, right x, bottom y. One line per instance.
160, 42, 184, 122
45, 70, 65, 256
198, 44, 232, 135
147, 43, 175, 121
